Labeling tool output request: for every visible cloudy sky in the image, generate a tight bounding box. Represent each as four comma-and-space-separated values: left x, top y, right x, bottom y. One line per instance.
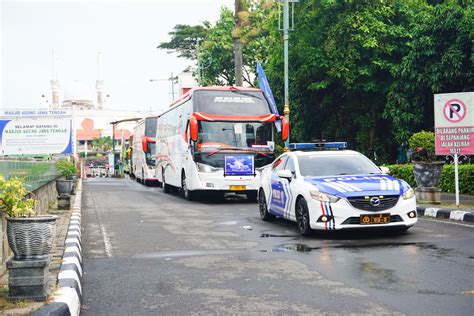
1, 0, 233, 113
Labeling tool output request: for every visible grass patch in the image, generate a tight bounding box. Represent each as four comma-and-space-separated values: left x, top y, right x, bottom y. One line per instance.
0, 286, 33, 310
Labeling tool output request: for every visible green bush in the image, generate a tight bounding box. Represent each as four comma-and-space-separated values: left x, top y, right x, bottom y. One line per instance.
56, 160, 78, 178
408, 131, 436, 162
387, 164, 474, 194
439, 165, 474, 194
386, 164, 415, 187
0, 174, 35, 217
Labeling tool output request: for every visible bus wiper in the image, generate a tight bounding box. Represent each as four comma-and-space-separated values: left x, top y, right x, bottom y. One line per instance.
206, 147, 272, 158
229, 89, 262, 100
246, 148, 270, 157
206, 147, 244, 157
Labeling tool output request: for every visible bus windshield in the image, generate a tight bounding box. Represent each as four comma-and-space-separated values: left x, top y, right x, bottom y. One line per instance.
145, 117, 157, 137
196, 121, 273, 151
193, 90, 271, 116
144, 117, 157, 166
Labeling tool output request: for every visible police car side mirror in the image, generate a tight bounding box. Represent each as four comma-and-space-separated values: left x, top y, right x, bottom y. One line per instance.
379, 166, 390, 174
277, 169, 293, 180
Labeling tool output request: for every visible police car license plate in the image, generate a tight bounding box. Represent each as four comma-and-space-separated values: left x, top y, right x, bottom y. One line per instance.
360, 213, 390, 225
230, 185, 246, 191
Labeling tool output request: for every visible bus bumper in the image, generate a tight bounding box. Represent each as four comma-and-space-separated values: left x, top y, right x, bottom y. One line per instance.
193, 171, 260, 192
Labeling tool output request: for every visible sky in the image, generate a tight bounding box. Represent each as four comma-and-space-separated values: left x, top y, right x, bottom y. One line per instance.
1, 0, 234, 113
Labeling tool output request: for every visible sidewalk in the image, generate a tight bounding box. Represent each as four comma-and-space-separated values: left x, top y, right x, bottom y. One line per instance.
0, 180, 83, 316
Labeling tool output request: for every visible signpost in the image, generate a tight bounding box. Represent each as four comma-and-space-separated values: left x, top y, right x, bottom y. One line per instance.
434, 92, 474, 206
0, 109, 72, 155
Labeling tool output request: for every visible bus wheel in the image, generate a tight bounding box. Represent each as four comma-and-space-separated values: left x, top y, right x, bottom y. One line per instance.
181, 172, 194, 201
163, 170, 172, 194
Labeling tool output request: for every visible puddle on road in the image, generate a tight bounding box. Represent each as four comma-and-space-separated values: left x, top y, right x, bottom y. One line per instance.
134, 249, 239, 259
260, 243, 316, 253
259, 242, 458, 259
260, 233, 296, 238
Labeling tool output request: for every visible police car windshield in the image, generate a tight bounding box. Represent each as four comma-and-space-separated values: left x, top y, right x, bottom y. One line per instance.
298, 155, 381, 177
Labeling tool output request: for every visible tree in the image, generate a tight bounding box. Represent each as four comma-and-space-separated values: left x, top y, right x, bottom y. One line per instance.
92, 136, 113, 152
265, 0, 419, 160
158, 1, 274, 86
233, 0, 247, 86
157, 24, 210, 60
385, 0, 474, 144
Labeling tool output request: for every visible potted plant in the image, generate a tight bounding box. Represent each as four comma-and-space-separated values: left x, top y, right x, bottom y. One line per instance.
55, 160, 77, 195
408, 131, 444, 202
0, 174, 57, 260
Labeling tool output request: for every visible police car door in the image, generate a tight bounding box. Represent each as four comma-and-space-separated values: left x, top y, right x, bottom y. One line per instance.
282, 156, 297, 221
269, 155, 288, 217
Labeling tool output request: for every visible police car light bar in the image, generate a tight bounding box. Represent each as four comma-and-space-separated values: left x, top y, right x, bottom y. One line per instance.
288, 142, 348, 150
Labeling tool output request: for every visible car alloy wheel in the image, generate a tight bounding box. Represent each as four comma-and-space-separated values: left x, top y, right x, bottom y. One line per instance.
259, 190, 274, 221
296, 198, 311, 236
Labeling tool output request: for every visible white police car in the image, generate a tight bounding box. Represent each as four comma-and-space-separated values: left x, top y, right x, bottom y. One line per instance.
258, 143, 417, 235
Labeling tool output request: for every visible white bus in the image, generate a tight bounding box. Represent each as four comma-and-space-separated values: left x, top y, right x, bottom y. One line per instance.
155, 86, 289, 200
131, 116, 159, 185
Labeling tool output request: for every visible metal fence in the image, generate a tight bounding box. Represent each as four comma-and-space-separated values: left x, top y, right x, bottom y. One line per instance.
0, 160, 59, 191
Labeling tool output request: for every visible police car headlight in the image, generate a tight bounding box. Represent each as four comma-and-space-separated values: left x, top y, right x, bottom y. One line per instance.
196, 162, 221, 173
310, 191, 340, 203
402, 188, 415, 200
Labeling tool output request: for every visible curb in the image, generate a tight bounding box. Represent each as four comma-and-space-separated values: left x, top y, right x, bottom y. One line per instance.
33, 179, 83, 316
417, 205, 474, 223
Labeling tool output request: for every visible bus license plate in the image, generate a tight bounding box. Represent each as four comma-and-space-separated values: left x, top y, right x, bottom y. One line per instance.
230, 185, 246, 191
360, 213, 390, 225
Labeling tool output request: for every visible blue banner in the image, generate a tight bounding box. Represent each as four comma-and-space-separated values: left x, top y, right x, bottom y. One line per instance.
257, 63, 281, 132
225, 155, 254, 176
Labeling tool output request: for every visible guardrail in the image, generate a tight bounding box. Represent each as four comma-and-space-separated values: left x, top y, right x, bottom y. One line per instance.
0, 160, 60, 191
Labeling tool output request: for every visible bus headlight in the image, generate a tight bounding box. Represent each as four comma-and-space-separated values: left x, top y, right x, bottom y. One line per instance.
196, 162, 221, 173
402, 188, 415, 200
310, 191, 340, 203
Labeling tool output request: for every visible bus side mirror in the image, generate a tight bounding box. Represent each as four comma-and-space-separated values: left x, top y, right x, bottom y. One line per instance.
142, 136, 148, 153
281, 116, 289, 141
190, 116, 198, 142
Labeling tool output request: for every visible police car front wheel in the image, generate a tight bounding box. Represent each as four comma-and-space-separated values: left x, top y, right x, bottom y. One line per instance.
258, 190, 274, 221
296, 198, 312, 236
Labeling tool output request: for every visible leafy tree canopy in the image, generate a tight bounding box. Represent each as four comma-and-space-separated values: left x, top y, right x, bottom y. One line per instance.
157, 24, 210, 59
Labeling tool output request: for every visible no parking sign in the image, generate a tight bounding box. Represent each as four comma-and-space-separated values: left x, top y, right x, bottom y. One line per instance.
434, 92, 474, 155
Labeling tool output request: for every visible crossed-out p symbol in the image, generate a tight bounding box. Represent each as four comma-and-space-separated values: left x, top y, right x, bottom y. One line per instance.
443, 99, 467, 123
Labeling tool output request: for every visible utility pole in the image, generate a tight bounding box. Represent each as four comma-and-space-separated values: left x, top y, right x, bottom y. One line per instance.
197, 39, 201, 86
233, 0, 244, 87
170, 72, 176, 101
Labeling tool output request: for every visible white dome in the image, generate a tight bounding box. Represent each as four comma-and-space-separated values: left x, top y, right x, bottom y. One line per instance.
63, 80, 94, 102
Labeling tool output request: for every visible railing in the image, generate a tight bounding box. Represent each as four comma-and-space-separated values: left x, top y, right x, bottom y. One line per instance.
0, 160, 59, 191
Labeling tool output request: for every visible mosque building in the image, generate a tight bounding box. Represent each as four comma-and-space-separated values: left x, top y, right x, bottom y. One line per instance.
48, 52, 151, 152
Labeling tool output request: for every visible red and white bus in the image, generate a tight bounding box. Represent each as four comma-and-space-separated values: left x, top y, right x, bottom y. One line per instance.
155, 86, 289, 200
131, 116, 159, 185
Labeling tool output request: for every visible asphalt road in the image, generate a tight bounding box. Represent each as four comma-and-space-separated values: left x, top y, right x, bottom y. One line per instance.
81, 178, 474, 315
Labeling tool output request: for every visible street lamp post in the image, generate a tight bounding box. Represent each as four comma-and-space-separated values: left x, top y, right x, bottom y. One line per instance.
283, 0, 290, 147
279, 0, 298, 148
149, 73, 178, 102
72, 101, 77, 161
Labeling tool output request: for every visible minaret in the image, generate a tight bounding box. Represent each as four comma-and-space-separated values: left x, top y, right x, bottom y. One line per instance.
50, 49, 60, 108
96, 51, 104, 110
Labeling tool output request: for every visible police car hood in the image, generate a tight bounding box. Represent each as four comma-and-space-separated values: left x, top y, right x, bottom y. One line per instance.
304, 174, 409, 198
